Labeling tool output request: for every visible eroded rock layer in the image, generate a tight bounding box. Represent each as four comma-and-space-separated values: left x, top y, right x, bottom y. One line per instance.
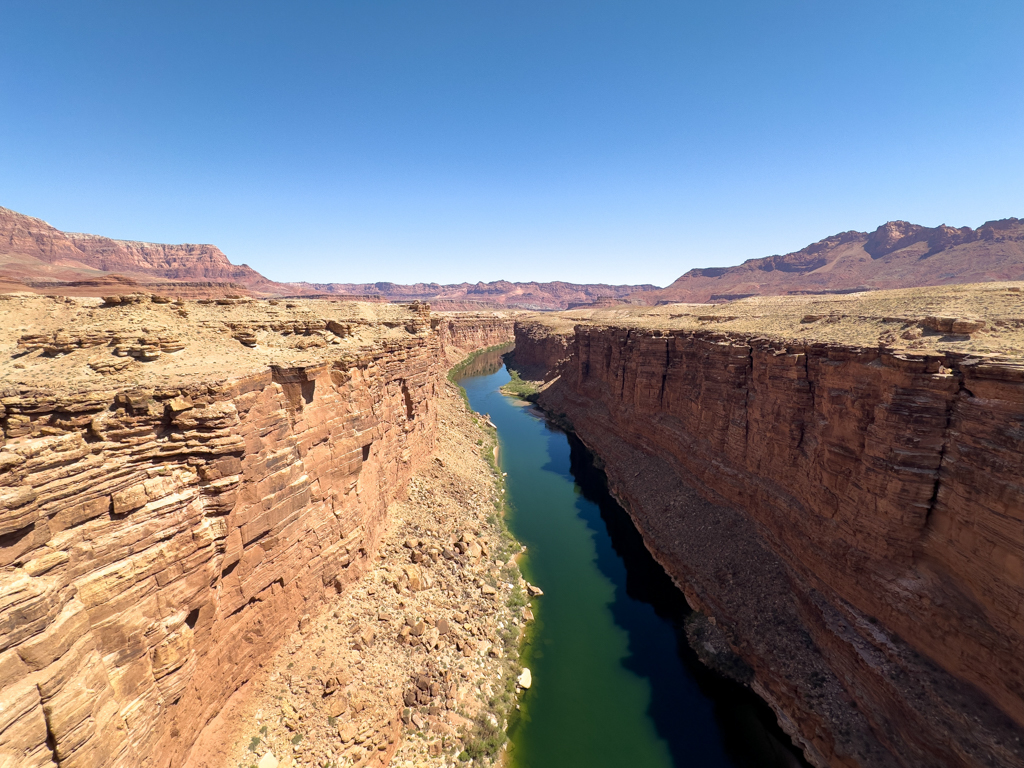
0, 306, 513, 768
512, 307, 1023, 768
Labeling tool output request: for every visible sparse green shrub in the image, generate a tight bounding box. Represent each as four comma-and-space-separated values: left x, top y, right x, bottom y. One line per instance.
500, 370, 539, 399
462, 712, 506, 760
506, 583, 527, 609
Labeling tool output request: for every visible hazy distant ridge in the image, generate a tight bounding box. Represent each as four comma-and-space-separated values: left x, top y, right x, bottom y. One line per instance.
0, 205, 655, 309
640, 218, 1024, 304
3, 205, 1021, 307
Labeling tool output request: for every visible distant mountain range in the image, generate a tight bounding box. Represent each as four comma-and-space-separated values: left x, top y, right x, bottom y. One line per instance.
639, 218, 1024, 304
2, 204, 1021, 308
0, 206, 653, 310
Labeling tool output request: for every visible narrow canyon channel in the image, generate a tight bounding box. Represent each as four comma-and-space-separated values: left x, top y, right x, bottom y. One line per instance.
457, 346, 810, 768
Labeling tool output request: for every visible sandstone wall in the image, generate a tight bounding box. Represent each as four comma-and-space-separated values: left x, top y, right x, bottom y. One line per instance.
0, 316, 512, 768
433, 316, 515, 363
513, 320, 1024, 768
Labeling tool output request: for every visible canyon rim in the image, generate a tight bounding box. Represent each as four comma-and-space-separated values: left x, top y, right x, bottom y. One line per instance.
3, 3, 1020, 765
507, 284, 1024, 768
0, 214, 1021, 768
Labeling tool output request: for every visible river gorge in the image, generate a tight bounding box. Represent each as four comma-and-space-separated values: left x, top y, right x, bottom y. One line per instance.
0, 288, 1021, 768
457, 347, 808, 768
506, 307, 1023, 768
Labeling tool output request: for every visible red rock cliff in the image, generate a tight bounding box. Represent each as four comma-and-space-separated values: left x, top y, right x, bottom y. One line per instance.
0, 206, 266, 287
66, 234, 267, 285
0, 313, 513, 768
512, 319, 1023, 768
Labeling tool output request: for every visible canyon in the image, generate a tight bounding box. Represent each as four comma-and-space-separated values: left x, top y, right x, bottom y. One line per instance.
508, 282, 1024, 768
1, 200, 1022, 768
0, 295, 515, 767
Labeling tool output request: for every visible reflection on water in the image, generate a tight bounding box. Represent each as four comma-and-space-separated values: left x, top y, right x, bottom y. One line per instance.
456, 343, 514, 379
564, 433, 810, 768
455, 362, 810, 768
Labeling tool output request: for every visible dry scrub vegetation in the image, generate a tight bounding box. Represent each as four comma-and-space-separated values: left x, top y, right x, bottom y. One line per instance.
537, 282, 1024, 360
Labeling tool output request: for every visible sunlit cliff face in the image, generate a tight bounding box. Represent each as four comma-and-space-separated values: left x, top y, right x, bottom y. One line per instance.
510, 297, 1023, 768
0, 298, 513, 768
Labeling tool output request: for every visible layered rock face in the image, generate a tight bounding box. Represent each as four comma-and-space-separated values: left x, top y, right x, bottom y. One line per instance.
66, 234, 266, 285
0, 206, 266, 288
433, 315, 520, 359
513, 314, 1023, 767
0, 306, 512, 768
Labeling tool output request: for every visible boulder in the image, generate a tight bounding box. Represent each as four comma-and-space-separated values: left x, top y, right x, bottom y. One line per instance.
517, 668, 532, 689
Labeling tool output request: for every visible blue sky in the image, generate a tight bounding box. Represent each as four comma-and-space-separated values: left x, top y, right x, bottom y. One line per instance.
1, 1, 1020, 286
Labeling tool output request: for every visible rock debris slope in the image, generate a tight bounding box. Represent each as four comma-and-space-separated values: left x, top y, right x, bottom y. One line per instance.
208, 388, 533, 768
0, 295, 514, 768
509, 282, 1024, 768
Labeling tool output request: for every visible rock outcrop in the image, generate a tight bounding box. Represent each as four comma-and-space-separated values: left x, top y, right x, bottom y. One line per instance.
0, 299, 513, 768
510, 290, 1024, 768
0, 206, 267, 290
66, 234, 267, 285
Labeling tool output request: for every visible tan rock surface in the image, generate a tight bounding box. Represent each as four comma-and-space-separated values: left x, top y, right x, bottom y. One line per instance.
535, 281, 1024, 360
200, 387, 530, 768
510, 282, 1024, 768
0, 296, 514, 768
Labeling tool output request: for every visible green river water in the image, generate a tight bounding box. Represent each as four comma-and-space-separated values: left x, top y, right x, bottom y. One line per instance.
456, 346, 808, 768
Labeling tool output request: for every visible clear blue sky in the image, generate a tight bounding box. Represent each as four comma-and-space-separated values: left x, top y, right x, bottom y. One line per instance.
1, 1, 1021, 286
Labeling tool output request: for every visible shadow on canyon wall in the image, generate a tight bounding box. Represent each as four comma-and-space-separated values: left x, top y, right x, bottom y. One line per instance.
548, 429, 810, 768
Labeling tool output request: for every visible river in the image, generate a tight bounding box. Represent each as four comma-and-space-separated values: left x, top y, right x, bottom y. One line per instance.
456, 346, 809, 768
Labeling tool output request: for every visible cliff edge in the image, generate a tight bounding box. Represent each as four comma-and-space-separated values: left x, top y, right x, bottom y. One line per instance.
511, 282, 1024, 768
0, 296, 514, 767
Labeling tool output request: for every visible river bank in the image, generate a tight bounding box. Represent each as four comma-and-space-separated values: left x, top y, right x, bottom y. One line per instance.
505, 288, 1024, 768
460, 361, 809, 768
208, 372, 530, 768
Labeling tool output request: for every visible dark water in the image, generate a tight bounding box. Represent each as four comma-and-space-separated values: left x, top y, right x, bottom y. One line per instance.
456, 356, 809, 768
